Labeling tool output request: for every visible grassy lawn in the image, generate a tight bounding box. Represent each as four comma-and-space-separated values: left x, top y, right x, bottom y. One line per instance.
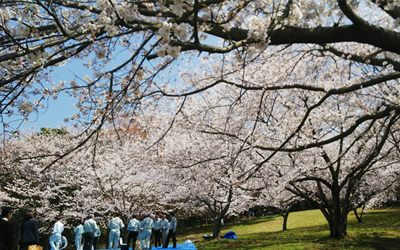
176, 208, 400, 250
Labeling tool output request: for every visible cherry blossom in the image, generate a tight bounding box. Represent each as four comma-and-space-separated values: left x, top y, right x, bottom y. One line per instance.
1, 0, 400, 241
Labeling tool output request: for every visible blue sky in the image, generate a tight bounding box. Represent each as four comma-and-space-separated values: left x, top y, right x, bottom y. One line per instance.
4, 34, 217, 133
9, 53, 188, 133
1, 63, 79, 133
10, 63, 80, 132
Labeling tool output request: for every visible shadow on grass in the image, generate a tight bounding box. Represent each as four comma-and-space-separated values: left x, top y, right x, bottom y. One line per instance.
228, 215, 281, 227
178, 215, 281, 238
194, 221, 400, 250
181, 208, 400, 249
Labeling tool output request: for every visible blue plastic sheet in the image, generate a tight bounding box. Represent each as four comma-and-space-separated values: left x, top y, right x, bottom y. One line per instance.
150, 243, 197, 249
222, 231, 237, 239
99, 243, 197, 250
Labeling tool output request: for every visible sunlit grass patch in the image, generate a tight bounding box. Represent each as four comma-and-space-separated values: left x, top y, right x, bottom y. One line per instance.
177, 207, 400, 250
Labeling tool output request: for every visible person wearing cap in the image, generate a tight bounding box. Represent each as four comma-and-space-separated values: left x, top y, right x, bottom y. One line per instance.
139, 213, 154, 250
108, 213, 124, 250
0, 207, 14, 250
74, 220, 84, 250
49, 217, 64, 250
83, 215, 98, 250
127, 215, 140, 250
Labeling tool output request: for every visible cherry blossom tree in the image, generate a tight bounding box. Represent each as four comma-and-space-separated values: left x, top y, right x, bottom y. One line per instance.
173, 36, 400, 238
254, 162, 302, 231
2, 0, 400, 241
0, 115, 173, 228
0, 129, 91, 232
259, 112, 400, 239
158, 121, 259, 238
2, 0, 400, 150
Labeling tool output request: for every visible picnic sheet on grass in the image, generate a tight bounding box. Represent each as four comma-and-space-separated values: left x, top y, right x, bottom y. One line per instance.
99, 242, 197, 250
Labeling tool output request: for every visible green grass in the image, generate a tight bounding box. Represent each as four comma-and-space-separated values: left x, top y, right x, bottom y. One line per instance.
176, 208, 400, 250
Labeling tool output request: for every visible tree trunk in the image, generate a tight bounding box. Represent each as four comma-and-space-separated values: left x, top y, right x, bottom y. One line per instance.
212, 219, 222, 238
353, 208, 364, 223
354, 209, 361, 223
328, 179, 348, 239
328, 210, 348, 239
282, 212, 290, 231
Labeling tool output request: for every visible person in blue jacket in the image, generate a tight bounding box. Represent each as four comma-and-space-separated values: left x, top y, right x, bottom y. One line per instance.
163, 213, 177, 248
153, 215, 162, 248
93, 225, 101, 250
139, 213, 154, 250
108, 213, 124, 250
83, 215, 98, 250
127, 215, 140, 250
160, 215, 169, 247
74, 220, 84, 250
49, 217, 64, 250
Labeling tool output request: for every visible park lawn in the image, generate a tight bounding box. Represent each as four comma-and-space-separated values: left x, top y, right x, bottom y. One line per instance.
176, 207, 400, 250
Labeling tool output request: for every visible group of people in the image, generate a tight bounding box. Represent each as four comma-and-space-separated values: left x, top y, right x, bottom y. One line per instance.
73, 214, 101, 250
0, 206, 178, 250
106, 212, 177, 250
50, 217, 68, 250
73, 212, 178, 250
0, 207, 40, 250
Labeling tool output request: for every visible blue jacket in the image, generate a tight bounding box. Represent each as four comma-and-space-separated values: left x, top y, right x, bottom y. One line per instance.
140, 217, 154, 231
109, 217, 124, 231
153, 218, 162, 230
84, 219, 97, 233
161, 219, 169, 230
74, 225, 84, 236
168, 217, 177, 231
127, 219, 140, 232
52, 221, 64, 235
94, 226, 101, 237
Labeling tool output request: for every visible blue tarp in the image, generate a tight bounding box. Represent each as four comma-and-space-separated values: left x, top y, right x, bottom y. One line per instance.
223, 231, 237, 239
150, 243, 197, 249
99, 243, 197, 250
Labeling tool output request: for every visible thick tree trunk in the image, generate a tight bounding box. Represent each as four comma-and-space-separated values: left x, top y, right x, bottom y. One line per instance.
329, 219, 347, 239
327, 179, 348, 239
212, 219, 222, 238
327, 209, 348, 239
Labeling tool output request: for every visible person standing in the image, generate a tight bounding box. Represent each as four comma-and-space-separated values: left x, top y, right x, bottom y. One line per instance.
160, 215, 169, 247
108, 213, 124, 250
0, 207, 14, 250
163, 213, 177, 249
83, 215, 98, 250
49, 217, 64, 250
19, 211, 40, 250
126, 215, 140, 250
93, 225, 101, 250
74, 220, 84, 250
139, 214, 153, 250
153, 215, 162, 248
